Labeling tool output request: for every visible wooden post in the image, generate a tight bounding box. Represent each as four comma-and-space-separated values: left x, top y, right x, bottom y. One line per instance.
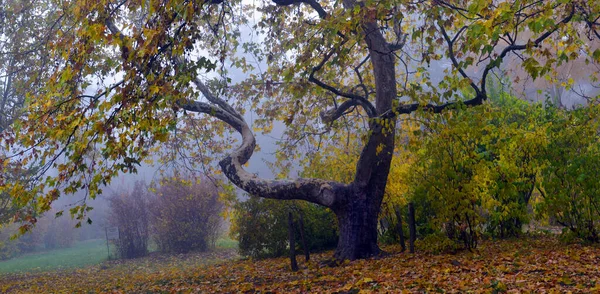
298, 213, 309, 262
288, 212, 298, 271
408, 202, 416, 253
105, 227, 111, 260
395, 206, 406, 252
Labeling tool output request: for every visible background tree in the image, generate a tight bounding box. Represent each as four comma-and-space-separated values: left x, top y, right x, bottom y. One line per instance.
0, 0, 59, 226
149, 174, 224, 253
0, 0, 598, 261
108, 181, 150, 259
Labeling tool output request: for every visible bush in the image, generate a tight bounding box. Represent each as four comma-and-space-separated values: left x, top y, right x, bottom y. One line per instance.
108, 181, 150, 259
231, 196, 337, 259
148, 175, 224, 253
407, 90, 545, 249
538, 105, 600, 243
0, 206, 83, 260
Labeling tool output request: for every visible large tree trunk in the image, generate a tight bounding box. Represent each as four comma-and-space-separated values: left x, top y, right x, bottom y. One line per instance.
333, 190, 383, 260
326, 13, 398, 260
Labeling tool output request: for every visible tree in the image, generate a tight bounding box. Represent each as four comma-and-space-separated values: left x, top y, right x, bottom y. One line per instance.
0, 0, 58, 226
149, 174, 224, 253
108, 181, 150, 259
1, 0, 599, 261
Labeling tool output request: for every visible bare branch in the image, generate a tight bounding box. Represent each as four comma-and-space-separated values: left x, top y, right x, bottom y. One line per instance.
309, 40, 377, 119
438, 24, 482, 97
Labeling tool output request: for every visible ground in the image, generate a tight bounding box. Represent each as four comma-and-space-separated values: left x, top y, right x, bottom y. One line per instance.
0, 236, 599, 293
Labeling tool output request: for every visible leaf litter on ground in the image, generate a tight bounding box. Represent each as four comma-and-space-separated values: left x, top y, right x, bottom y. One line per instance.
1, 236, 599, 293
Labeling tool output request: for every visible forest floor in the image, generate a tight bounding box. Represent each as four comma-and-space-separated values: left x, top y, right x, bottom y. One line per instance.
0, 235, 599, 293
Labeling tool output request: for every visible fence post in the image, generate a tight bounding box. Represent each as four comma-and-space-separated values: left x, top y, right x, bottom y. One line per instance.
298, 213, 309, 262
105, 227, 110, 260
288, 212, 298, 271
395, 206, 406, 252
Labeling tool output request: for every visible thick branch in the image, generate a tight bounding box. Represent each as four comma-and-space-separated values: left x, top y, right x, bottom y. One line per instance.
180, 89, 348, 208
272, 0, 327, 19
384, 94, 485, 119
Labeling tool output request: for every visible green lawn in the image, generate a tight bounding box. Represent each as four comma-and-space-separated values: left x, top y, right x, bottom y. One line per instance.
215, 237, 238, 249
0, 239, 109, 274
0, 237, 238, 274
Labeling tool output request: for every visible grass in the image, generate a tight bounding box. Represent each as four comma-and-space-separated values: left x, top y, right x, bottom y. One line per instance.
0, 239, 109, 274
0, 237, 238, 275
215, 237, 238, 249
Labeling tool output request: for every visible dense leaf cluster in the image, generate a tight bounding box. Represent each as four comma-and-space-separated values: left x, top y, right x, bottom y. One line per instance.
406, 86, 600, 249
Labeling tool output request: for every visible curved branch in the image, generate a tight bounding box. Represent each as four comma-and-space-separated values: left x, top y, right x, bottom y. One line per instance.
272, 0, 327, 19
180, 92, 348, 208
438, 24, 482, 97
191, 75, 245, 122
320, 99, 363, 123
309, 41, 377, 119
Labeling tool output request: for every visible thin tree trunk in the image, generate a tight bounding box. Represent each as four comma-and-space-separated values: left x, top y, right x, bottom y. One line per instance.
288, 212, 298, 271
395, 206, 406, 252
408, 202, 416, 253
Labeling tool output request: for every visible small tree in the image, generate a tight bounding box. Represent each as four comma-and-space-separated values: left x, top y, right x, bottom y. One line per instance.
108, 181, 150, 259
149, 175, 224, 253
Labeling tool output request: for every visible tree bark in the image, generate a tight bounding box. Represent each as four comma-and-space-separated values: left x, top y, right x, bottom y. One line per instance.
332, 189, 382, 260
408, 202, 416, 253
